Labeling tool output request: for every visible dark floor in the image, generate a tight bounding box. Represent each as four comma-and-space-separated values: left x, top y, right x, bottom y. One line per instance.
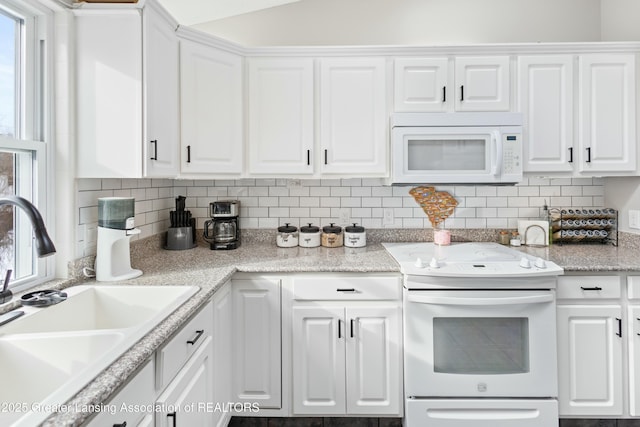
560, 420, 640, 427
231, 418, 640, 427
229, 417, 402, 427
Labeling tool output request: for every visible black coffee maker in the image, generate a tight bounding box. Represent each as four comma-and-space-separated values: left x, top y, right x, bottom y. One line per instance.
203, 200, 240, 250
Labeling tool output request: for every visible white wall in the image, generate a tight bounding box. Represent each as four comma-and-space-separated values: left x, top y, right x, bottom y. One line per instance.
601, 0, 640, 41
192, 0, 603, 46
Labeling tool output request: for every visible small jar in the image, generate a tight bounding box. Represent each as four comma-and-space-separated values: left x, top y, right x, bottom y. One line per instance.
321, 223, 343, 248
299, 223, 321, 248
499, 230, 510, 245
433, 229, 451, 246
276, 223, 299, 248
510, 231, 521, 247
344, 223, 366, 248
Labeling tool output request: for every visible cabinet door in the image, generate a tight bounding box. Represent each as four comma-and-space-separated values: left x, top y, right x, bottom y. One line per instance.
248, 58, 314, 175
556, 305, 623, 416
345, 305, 402, 415
319, 58, 387, 176
75, 10, 143, 178
180, 40, 243, 174
212, 281, 232, 427
454, 56, 510, 111
87, 360, 154, 427
518, 55, 574, 173
629, 305, 640, 416
292, 306, 346, 415
155, 337, 214, 427
578, 54, 636, 173
394, 58, 448, 112
143, 3, 179, 178
232, 278, 281, 408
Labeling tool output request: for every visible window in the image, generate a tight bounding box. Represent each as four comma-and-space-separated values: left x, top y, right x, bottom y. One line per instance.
0, 0, 51, 290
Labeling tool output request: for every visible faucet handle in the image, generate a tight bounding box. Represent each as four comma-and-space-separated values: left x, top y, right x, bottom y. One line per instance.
2, 269, 11, 293
0, 269, 12, 304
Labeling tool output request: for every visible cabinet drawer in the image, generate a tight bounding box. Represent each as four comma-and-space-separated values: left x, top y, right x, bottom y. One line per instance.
627, 276, 640, 300
293, 276, 401, 301
557, 276, 621, 299
156, 300, 213, 390
87, 359, 155, 426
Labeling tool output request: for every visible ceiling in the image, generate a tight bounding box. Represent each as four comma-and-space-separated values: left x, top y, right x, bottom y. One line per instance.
157, 0, 300, 25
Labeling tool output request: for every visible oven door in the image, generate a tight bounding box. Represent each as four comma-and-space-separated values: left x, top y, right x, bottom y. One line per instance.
404, 289, 557, 398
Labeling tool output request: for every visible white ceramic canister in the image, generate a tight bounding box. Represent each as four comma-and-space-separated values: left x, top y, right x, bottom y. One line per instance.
321, 223, 343, 248
344, 223, 366, 248
276, 223, 299, 248
299, 223, 321, 248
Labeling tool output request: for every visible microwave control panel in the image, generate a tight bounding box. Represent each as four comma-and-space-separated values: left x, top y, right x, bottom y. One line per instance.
502, 134, 522, 175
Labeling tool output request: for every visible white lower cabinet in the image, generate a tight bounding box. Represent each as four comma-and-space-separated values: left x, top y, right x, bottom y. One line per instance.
556, 275, 624, 417
231, 277, 282, 409
155, 338, 214, 427
291, 275, 402, 416
212, 281, 233, 426
87, 360, 155, 427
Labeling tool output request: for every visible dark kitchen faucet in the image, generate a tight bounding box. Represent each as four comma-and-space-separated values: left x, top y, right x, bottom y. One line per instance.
0, 196, 56, 303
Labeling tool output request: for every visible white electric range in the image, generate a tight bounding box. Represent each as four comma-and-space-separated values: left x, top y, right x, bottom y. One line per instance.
384, 242, 564, 427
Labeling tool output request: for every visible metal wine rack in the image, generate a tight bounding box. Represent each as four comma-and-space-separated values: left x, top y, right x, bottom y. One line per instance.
548, 208, 618, 246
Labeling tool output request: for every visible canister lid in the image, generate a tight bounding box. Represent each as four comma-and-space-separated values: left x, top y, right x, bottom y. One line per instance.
278, 223, 298, 233
323, 223, 342, 234
345, 223, 365, 233
300, 223, 320, 233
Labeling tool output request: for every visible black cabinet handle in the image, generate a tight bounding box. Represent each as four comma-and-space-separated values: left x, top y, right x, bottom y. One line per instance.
187, 145, 191, 163
580, 286, 602, 291
150, 140, 158, 160
350, 318, 355, 338
338, 319, 342, 339
167, 412, 177, 427
337, 288, 356, 292
586, 147, 591, 163
568, 147, 573, 163
307, 149, 310, 166
442, 86, 446, 102
616, 317, 622, 338
113, 423, 127, 427
324, 149, 328, 165
187, 330, 204, 345
460, 85, 464, 101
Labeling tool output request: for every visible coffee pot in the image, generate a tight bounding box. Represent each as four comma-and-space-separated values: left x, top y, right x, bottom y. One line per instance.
203, 200, 240, 250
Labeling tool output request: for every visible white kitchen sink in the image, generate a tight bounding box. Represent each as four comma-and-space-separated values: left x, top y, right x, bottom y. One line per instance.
0, 284, 199, 427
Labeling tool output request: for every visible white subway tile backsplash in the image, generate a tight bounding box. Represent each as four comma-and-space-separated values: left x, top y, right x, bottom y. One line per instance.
76, 177, 608, 257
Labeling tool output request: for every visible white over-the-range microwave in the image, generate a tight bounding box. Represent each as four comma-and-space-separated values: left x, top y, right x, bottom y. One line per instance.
391, 112, 523, 185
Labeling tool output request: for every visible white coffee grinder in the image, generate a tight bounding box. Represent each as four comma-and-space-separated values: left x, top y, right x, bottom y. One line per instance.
95, 197, 142, 281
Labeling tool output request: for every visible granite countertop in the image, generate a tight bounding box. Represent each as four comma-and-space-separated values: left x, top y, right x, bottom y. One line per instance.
17, 235, 640, 426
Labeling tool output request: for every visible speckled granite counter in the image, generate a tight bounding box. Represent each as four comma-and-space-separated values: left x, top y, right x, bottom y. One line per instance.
16, 233, 640, 426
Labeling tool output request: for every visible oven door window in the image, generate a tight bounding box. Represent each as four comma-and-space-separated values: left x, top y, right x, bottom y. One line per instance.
433, 317, 530, 375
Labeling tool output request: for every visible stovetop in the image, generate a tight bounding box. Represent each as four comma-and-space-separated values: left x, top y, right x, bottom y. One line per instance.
383, 242, 564, 278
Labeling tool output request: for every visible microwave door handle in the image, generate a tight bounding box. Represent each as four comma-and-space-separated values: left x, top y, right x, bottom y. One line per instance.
490, 130, 502, 176
406, 293, 554, 306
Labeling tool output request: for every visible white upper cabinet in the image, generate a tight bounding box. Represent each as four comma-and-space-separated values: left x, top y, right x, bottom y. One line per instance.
518, 55, 574, 173
319, 57, 388, 176
394, 56, 510, 112
143, 2, 180, 177
578, 53, 636, 174
454, 56, 510, 111
180, 40, 243, 175
248, 58, 314, 175
394, 58, 448, 112
75, 5, 180, 179
75, 10, 143, 178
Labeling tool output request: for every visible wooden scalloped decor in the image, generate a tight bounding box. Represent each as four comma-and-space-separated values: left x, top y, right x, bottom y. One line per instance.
409, 186, 458, 228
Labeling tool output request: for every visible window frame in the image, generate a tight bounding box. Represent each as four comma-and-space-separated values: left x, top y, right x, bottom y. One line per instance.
0, 0, 54, 291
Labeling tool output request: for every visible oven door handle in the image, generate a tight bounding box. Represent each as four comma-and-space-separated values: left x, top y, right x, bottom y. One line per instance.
406, 293, 554, 306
